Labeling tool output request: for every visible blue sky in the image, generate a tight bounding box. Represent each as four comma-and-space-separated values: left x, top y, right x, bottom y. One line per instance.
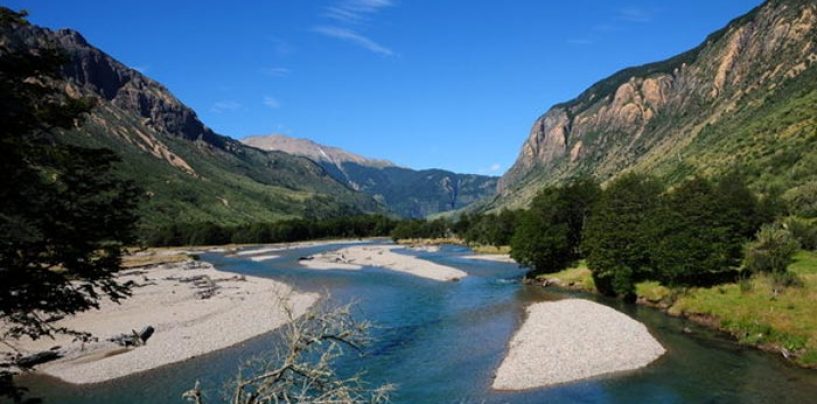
8, 0, 763, 175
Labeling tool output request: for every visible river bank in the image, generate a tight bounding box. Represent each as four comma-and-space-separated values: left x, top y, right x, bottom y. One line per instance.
299, 244, 467, 281
1, 248, 317, 384
537, 253, 817, 369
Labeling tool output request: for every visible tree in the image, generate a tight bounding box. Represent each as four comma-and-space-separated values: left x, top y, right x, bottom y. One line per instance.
744, 224, 800, 275
511, 178, 600, 276
582, 174, 663, 300
649, 176, 760, 287
1, 7, 141, 343
183, 299, 395, 404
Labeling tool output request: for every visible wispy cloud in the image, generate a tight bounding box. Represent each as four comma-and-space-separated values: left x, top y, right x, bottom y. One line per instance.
324, 0, 393, 24
479, 163, 502, 174
260, 67, 291, 77
132, 65, 150, 74
263, 96, 281, 109
616, 7, 652, 23
211, 100, 241, 113
313, 26, 394, 56
314, 0, 395, 56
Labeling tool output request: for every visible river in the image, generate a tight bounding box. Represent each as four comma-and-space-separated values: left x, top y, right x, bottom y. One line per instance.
17, 242, 817, 403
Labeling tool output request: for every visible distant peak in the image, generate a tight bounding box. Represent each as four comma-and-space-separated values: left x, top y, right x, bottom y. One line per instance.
242, 134, 395, 168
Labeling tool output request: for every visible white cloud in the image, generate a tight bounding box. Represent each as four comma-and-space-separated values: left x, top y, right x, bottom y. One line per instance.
211, 100, 241, 113
315, 0, 396, 56
324, 0, 393, 24
263, 96, 281, 109
313, 26, 394, 56
260, 67, 290, 77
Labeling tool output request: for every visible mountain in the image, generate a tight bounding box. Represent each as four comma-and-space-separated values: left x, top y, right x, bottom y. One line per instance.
243, 135, 498, 218
493, 0, 817, 210
1, 17, 381, 230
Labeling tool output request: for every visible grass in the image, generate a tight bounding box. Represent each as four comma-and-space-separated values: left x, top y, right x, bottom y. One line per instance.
470, 244, 512, 255
671, 251, 817, 366
395, 237, 466, 246
539, 251, 817, 367
542, 260, 596, 292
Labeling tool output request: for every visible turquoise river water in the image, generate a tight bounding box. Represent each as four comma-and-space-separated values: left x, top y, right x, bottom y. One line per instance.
15, 242, 817, 403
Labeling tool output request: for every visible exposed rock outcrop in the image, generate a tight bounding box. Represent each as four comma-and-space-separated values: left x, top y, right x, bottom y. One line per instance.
497, 0, 817, 209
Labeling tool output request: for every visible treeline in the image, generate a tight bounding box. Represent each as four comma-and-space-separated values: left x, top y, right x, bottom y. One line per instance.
143, 215, 398, 246
473, 173, 816, 302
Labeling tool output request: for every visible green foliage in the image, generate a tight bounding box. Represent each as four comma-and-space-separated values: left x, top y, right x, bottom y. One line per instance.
783, 182, 817, 218
783, 216, 817, 251
389, 218, 450, 241
144, 215, 398, 247
459, 210, 519, 246
744, 224, 800, 275
649, 175, 761, 286
0, 7, 141, 343
510, 178, 600, 274
511, 210, 570, 274
583, 173, 663, 299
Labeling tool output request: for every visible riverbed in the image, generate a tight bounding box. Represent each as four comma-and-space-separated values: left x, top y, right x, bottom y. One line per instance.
17, 242, 817, 403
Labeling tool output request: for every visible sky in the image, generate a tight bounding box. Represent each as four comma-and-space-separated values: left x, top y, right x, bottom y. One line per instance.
7, 0, 764, 175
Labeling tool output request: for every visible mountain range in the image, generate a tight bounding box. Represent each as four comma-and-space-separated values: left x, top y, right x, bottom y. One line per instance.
5, 0, 816, 227
243, 135, 497, 218
491, 0, 816, 211
2, 18, 495, 229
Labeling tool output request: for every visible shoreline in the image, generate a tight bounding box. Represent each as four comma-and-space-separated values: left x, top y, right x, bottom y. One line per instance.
493, 299, 665, 390
299, 244, 468, 281
2, 250, 318, 385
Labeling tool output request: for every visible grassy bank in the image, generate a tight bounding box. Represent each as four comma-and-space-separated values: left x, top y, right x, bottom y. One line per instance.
542, 251, 817, 368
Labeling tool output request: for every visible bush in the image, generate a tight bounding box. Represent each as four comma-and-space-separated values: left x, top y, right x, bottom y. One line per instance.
782, 216, 817, 251
743, 224, 800, 274
783, 181, 817, 218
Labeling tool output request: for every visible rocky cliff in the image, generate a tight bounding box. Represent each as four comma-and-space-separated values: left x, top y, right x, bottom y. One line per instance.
496, 0, 817, 209
2, 16, 380, 228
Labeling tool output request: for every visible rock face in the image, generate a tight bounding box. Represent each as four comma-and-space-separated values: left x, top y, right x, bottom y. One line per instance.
496, 0, 817, 209
244, 135, 498, 218
2, 18, 380, 227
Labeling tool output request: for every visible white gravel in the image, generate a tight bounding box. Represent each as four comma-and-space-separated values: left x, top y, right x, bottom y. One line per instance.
493, 299, 665, 390
300, 245, 467, 281
2, 259, 317, 384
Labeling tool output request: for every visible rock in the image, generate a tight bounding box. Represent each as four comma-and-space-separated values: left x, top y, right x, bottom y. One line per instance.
139, 326, 155, 343
16, 350, 61, 368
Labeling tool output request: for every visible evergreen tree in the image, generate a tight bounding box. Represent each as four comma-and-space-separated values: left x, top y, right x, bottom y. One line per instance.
582, 174, 662, 300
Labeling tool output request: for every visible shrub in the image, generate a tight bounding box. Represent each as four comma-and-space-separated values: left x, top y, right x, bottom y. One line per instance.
743, 224, 800, 274
783, 181, 817, 218
782, 216, 817, 251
